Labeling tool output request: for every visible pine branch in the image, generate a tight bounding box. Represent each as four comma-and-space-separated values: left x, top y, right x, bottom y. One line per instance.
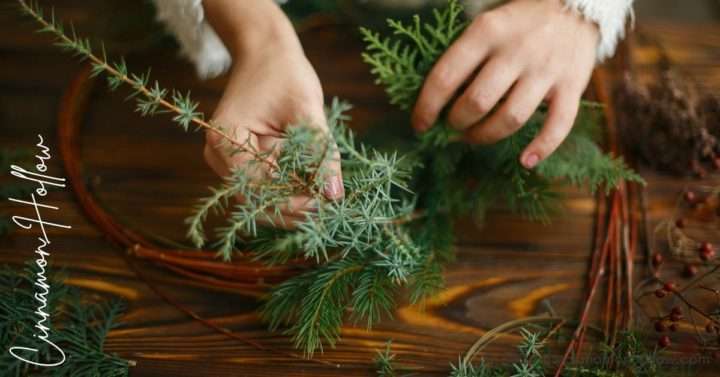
0, 264, 131, 377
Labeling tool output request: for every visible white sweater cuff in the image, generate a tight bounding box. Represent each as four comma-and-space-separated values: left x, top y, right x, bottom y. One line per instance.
561, 0, 634, 62
153, 0, 231, 79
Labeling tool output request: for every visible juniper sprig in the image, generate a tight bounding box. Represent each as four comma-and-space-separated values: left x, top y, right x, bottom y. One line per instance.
378, 329, 666, 377
18, 0, 643, 357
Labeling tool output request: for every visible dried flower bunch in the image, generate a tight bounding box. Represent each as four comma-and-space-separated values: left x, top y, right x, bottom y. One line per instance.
19, 0, 641, 356
615, 70, 720, 177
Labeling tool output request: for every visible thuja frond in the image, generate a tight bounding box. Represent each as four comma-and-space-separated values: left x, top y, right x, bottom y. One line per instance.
360, 0, 467, 109
0, 263, 131, 377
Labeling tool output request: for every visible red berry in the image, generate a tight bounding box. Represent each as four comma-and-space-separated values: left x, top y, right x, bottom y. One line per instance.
669, 323, 678, 332
655, 289, 667, 298
670, 312, 682, 322
700, 249, 716, 261
683, 264, 699, 277
652, 253, 664, 267
658, 335, 671, 348
706, 323, 715, 333
664, 282, 677, 292
684, 191, 696, 203
671, 306, 682, 316
699, 242, 714, 254
675, 218, 686, 228
713, 157, 720, 170
655, 321, 666, 332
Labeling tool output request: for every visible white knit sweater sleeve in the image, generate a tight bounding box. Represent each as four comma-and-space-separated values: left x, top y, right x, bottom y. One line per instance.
152, 0, 231, 79
561, 0, 634, 61
151, 0, 633, 79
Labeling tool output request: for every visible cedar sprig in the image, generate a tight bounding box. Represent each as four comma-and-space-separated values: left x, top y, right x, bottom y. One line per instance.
362, 0, 643, 223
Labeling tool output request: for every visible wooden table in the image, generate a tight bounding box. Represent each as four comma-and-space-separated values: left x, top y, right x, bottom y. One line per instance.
1, 1, 719, 376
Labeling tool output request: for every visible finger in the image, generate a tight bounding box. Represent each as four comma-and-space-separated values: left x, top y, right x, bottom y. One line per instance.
203, 141, 231, 177
301, 110, 344, 201
255, 195, 318, 230
447, 55, 521, 130
411, 22, 493, 132
464, 75, 551, 145
520, 87, 581, 169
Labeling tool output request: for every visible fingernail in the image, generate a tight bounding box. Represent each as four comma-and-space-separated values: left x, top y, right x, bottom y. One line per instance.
523, 153, 540, 169
324, 176, 345, 200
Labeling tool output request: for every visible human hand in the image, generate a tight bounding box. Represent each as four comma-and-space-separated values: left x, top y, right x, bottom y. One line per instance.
203, 0, 343, 226
411, 0, 599, 169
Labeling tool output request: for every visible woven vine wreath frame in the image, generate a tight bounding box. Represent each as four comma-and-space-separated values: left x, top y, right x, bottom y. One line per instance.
57, 64, 304, 296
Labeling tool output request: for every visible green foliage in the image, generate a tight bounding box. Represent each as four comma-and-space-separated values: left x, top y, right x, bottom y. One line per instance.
361, 0, 642, 222
449, 329, 544, 377
18, 0, 644, 357
360, 0, 466, 110
0, 263, 130, 377
374, 341, 401, 377
377, 331, 669, 377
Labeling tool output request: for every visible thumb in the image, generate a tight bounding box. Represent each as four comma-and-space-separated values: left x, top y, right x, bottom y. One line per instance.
307, 110, 344, 201
322, 140, 344, 201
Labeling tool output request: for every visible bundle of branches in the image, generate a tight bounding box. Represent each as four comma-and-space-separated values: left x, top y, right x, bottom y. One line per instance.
0, 264, 131, 377
19, 0, 642, 356
614, 69, 720, 177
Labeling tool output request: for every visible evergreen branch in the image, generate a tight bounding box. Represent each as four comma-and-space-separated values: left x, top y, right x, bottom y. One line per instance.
16, 0, 297, 186
0, 264, 132, 377
378, 328, 668, 377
